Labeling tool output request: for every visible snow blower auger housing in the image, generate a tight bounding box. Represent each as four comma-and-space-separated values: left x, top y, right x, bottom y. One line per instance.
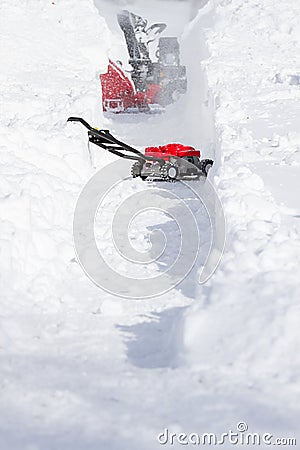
67, 117, 213, 181
100, 10, 187, 113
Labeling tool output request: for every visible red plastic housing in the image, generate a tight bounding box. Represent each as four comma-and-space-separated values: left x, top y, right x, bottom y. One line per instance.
100, 60, 160, 112
145, 143, 201, 158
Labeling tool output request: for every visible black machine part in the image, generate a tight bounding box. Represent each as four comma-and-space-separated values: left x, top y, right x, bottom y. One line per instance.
116, 10, 188, 105
67, 117, 165, 165
116, 10, 187, 104
117, 10, 167, 93
117, 10, 166, 61
156, 37, 180, 66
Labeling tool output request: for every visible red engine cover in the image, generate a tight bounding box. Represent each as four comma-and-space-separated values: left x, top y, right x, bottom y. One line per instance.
145, 143, 201, 158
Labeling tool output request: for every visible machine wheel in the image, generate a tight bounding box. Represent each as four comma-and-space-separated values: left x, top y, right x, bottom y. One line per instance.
161, 163, 179, 181
199, 159, 214, 176
131, 161, 142, 178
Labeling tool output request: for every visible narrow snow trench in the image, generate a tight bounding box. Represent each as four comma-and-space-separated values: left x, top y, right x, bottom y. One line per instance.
90, 0, 218, 355
90, 1, 219, 305
84, 0, 220, 422
0, 2, 220, 449
94, 0, 215, 155
63, 2, 220, 449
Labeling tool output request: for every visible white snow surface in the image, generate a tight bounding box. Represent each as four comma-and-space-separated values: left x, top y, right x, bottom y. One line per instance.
179, 0, 300, 439
1, 0, 300, 449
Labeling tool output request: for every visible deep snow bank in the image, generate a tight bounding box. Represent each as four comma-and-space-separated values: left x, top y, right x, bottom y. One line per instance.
179, 0, 300, 432
0, 0, 110, 327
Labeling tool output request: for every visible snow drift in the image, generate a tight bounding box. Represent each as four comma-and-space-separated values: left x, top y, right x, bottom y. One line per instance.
178, 0, 300, 437
0, 0, 110, 302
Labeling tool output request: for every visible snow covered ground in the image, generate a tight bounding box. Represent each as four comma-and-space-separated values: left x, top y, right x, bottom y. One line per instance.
1, 0, 300, 449
179, 0, 300, 441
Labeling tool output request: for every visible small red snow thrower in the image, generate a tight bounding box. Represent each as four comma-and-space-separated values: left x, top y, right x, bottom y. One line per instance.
100, 10, 187, 113
68, 117, 213, 180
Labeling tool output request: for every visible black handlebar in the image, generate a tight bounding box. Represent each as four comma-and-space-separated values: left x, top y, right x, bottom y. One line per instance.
67, 117, 94, 131
67, 116, 165, 165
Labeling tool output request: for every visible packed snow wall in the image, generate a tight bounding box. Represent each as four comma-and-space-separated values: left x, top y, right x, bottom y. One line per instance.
177, 0, 300, 438
0, 1, 111, 349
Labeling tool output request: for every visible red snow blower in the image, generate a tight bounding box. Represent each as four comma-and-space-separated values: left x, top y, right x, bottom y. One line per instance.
100, 10, 187, 113
67, 117, 213, 181
100, 60, 160, 113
